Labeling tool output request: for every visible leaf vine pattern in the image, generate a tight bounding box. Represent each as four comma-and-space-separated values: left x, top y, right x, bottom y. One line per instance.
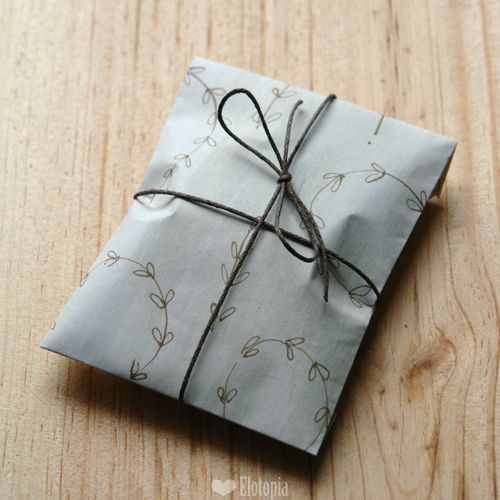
209, 225, 253, 329
251, 84, 298, 128
182, 65, 226, 154
218, 335, 333, 451
217, 362, 238, 418
79, 250, 175, 381
326, 255, 376, 309
145, 66, 227, 203
172, 66, 226, 168
308, 162, 428, 229
142, 161, 174, 204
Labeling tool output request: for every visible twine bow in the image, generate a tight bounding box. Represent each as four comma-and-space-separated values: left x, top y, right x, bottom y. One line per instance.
134, 87, 379, 401
217, 89, 335, 301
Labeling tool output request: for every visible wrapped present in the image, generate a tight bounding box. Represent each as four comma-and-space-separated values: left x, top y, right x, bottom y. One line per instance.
41, 58, 457, 454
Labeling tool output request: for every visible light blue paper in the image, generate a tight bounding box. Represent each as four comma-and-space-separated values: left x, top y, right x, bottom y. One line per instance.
41, 58, 457, 454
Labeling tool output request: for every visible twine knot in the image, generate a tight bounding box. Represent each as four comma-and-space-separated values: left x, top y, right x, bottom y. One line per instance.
218, 88, 337, 303
277, 173, 292, 183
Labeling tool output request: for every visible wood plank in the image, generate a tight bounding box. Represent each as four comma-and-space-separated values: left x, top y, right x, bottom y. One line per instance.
0, 0, 498, 498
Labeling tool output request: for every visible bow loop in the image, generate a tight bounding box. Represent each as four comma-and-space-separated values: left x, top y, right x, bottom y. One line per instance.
218, 89, 284, 175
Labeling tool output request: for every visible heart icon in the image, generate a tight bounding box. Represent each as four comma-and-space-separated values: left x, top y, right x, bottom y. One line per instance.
211, 479, 237, 497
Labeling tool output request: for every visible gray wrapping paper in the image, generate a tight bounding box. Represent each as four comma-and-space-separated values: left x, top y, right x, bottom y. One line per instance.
41, 58, 457, 454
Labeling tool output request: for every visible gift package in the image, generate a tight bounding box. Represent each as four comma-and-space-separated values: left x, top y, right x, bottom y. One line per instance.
41, 58, 457, 454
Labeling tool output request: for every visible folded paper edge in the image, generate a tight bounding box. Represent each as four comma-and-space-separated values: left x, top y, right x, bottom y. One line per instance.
431, 142, 458, 198
39, 340, 323, 455
313, 137, 458, 457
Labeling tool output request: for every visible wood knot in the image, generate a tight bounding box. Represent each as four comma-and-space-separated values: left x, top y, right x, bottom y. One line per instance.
403, 337, 456, 387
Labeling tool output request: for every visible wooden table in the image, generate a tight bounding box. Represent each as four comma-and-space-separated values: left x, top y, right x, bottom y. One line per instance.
1, 1, 498, 498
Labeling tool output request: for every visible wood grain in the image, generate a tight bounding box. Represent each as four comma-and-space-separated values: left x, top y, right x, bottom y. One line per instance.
0, 0, 498, 498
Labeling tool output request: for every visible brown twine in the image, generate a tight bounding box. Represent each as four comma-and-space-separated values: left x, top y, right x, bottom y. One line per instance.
134, 88, 380, 401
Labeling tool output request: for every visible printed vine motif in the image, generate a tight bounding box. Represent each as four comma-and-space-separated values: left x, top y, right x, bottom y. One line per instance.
251, 84, 298, 128
308, 162, 428, 229
141, 166, 175, 203
218, 336, 332, 451
181, 65, 226, 158
79, 250, 175, 380
208, 225, 253, 329
165, 66, 224, 178
217, 362, 237, 418
145, 65, 227, 202
367, 114, 385, 144
326, 256, 376, 309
